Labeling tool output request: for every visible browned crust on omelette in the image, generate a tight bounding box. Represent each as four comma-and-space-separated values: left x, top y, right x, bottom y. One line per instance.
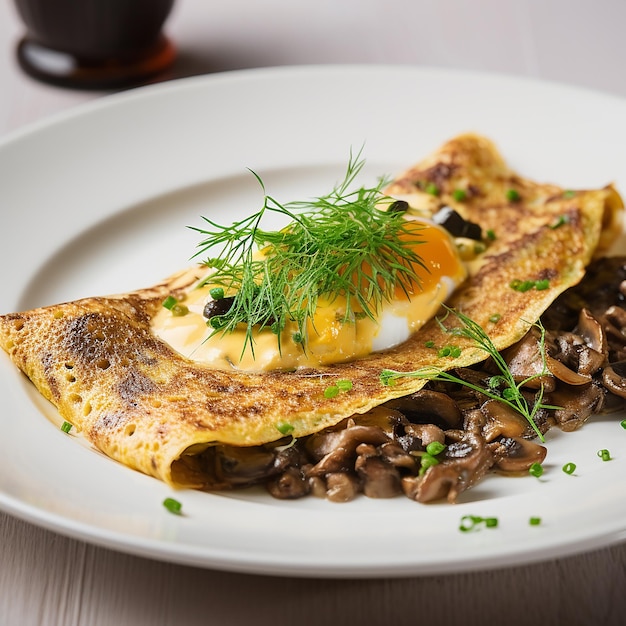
0, 134, 622, 488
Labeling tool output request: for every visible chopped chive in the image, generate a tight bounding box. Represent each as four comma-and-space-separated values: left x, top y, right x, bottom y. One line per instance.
459, 515, 498, 532
488, 313, 501, 324
324, 379, 352, 398
562, 462, 576, 475
459, 515, 480, 532
419, 453, 439, 475
209, 287, 225, 300
510, 278, 550, 292
208, 316, 227, 330
438, 345, 461, 358
529, 517, 542, 526
597, 449, 612, 462
620, 420, 626, 430
276, 422, 295, 435
486, 229, 496, 241
163, 497, 183, 515
424, 340, 435, 348
425, 441, 446, 456
529, 462, 544, 478
562, 190, 576, 199
510, 279, 535, 292
452, 188, 467, 202
425, 182, 440, 196
473, 242, 486, 255
324, 385, 340, 399
162, 295, 178, 310
506, 189, 521, 202
550, 215, 570, 229
61, 421, 72, 433
171, 303, 189, 317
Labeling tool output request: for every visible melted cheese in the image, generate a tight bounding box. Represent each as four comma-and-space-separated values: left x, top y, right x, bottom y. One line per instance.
152, 219, 467, 371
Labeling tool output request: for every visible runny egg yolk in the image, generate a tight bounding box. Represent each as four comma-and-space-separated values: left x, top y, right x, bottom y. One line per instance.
152, 218, 467, 372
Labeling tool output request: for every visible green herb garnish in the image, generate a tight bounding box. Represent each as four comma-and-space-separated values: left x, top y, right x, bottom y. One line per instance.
171, 303, 189, 317
61, 421, 72, 433
380, 308, 556, 441
506, 189, 521, 202
276, 422, 295, 435
452, 188, 467, 202
424, 182, 440, 196
529, 517, 542, 526
562, 462, 576, 475
419, 453, 439, 475
510, 279, 535, 292
163, 497, 183, 515
597, 449, 612, 462
335, 379, 353, 392
162, 295, 178, 310
550, 215, 570, 229
437, 345, 462, 358
459, 515, 498, 532
529, 462, 544, 478
191, 151, 427, 357
324, 379, 353, 399
425, 441, 446, 456
510, 278, 550, 292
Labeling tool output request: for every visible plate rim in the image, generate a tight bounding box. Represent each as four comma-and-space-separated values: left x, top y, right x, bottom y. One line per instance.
1, 64, 626, 578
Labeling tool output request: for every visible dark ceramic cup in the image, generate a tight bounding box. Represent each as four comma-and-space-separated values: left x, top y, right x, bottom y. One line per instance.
14, 0, 176, 89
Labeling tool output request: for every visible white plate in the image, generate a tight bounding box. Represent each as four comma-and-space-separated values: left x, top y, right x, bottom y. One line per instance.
1, 65, 625, 578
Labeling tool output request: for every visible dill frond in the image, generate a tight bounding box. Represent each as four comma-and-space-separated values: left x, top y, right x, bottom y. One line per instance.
190, 151, 426, 356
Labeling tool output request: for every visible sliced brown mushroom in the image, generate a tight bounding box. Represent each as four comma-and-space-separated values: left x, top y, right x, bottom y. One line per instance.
266, 466, 311, 499
402, 411, 494, 503
383, 389, 463, 429
602, 361, 626, 399
355, 455, 402, 498
548, 382, 606, 431
378, 441, 419, 470
325, 472, 361, 503
211, 445, 277, 486
503, 330, 556, 391
545, 354, 592, 385
480, 399, 534, 442
604, 306, 626, 354
306, 425, 391, 475
349, 406, 408, 439
491, 437, 547, 473
398, 422, 445, 452
577, 308, 608, 357
548, 311, 607, 377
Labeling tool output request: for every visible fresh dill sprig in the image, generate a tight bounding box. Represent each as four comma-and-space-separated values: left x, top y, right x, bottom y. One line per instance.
190, 150, 427, 356
380, 308, 559, 441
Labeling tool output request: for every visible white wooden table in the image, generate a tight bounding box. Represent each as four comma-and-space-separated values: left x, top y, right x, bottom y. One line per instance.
2, 1, 626, 624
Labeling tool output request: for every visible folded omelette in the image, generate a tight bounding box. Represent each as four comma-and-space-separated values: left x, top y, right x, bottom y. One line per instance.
0, 134, 622, 489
